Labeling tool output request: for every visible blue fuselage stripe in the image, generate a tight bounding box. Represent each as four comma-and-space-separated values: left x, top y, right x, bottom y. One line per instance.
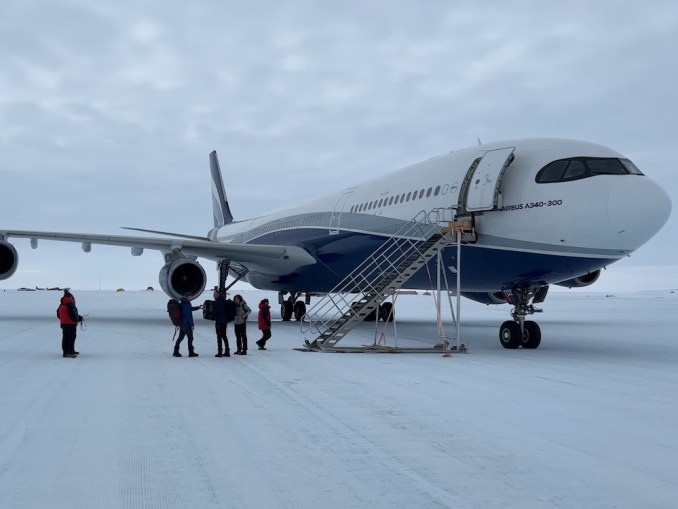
241, 228, 615, 292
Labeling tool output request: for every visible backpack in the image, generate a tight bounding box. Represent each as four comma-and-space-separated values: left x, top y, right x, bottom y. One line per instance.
225, 299, 237, 323
202, 299, 215, 321
167, 299, 182, 327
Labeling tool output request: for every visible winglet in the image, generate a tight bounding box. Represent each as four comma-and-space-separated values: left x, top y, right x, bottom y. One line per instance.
209, 151, 233, 227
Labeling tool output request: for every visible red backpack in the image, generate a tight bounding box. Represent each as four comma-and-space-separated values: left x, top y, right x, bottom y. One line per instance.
167, 299, 182, 327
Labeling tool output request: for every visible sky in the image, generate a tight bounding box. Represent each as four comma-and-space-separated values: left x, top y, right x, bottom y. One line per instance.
1, 289, 677, 508
1, 1, 677, 292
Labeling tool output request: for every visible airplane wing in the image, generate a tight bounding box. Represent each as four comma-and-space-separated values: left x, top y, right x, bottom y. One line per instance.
0, 229, 316, 271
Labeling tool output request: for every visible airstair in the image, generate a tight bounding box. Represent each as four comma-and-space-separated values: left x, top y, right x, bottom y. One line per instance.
302, 208, 470, 351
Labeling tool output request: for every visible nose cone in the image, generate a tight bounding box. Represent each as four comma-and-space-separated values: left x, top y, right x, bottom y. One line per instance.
608, 176, 671, 251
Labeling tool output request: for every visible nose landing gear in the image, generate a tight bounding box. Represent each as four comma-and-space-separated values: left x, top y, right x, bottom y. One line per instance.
499, 284, 548, 349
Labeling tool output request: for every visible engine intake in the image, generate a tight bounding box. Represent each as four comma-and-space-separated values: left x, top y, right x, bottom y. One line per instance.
0, 240, 19, 280
554, 269, 601, 288
158, 258, 206, 300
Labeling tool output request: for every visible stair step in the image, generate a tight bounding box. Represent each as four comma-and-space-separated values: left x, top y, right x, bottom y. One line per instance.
306, 212, 456, 346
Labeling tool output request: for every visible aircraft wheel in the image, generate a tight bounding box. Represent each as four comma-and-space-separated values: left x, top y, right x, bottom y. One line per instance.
281, 301, 293, 321
379, 302, 394, 322
293, 301, 306, 321
499, 321, 521, 349
364, 308, 377, 321
521, 321, 541, 349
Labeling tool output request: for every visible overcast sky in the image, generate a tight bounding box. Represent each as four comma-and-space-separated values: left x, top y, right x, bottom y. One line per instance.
1, 1, 676, 292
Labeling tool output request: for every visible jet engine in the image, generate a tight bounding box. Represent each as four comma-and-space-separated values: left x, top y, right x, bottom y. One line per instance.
554, 269, 601, 288
461, 291, 507, 305
0, 239, 19, 280
158, 258, 207, 300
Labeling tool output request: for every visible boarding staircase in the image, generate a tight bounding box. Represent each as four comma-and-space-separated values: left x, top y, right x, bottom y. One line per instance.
303, 208, 469, 350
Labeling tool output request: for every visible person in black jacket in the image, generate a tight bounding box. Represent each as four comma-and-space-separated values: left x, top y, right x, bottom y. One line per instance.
212, 290, 234, 357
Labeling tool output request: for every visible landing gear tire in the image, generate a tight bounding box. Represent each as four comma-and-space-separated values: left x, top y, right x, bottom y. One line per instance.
521, 320, 541, 349
499, 321, 521, 349
281, 301, 293, 321
379, 302, 394, 322
293, 301, 306, 321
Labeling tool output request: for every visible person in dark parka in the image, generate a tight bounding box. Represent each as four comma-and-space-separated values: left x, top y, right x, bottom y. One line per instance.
212, 291, 233, 357
173, 294, 202, 358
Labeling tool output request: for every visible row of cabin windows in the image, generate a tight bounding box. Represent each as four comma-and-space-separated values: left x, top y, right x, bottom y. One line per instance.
535, 157, 644, 183
349, 184, 446, 214
248, 213, 323, 238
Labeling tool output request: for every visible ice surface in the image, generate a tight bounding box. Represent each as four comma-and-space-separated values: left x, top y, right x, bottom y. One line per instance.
0, 289, 677, 508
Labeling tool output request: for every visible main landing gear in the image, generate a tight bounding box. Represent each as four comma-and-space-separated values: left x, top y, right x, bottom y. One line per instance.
278, 291, 395, 322
498, 284, 548, 349
279, 291, 308, 321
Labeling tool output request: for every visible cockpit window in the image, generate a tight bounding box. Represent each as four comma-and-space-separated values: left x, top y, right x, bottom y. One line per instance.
620, 159, 644, 175
587, 158, 626, 175
539, 160, 568, 182
563, 160, 586, 179
536, 157, 645, 183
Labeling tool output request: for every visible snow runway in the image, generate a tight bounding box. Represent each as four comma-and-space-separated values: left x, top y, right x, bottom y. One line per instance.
0, 289, 676, 508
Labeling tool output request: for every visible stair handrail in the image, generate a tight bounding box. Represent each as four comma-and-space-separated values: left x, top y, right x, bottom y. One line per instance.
302, 207, 457, 335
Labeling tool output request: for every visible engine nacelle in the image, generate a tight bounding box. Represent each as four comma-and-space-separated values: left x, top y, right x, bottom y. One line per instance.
554, 269, 601, 288
461, 291, 507, 305
0, 240, 19, 281
158, 259, 207, 300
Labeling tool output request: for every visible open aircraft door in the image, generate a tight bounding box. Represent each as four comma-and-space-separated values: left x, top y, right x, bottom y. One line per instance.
462, 147, 515, 212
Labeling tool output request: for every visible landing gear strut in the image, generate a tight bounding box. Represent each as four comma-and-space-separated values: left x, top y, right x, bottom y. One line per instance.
499, 285, 548, 349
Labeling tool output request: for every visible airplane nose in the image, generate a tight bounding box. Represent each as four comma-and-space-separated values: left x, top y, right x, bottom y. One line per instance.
607, 176, 672, 250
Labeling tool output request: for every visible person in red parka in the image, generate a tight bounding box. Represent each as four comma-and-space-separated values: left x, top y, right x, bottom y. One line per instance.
256, 298, 272, 350
57, 289, 83, 358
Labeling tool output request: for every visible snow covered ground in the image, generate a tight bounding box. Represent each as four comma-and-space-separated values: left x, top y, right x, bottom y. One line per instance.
0, 288, 676, 508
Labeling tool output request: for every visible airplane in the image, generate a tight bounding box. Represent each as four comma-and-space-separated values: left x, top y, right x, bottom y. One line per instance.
0, 138, 672, 349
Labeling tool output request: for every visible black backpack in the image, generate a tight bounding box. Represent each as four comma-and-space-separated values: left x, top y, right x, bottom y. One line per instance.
167, 299, 182, 327
225, 299, 237, 323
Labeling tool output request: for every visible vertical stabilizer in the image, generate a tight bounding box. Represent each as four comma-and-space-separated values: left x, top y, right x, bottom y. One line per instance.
209, 151, 233, 227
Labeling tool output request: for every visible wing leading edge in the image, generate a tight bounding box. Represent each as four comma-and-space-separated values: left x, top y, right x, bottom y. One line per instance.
0, 229, 316, 273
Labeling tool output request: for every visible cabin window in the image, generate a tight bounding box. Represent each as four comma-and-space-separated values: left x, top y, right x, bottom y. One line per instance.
434, 186, 440, 196
426, 187, 432, 197
388, 196, 394, 206
406, 192, 411, 202
419, 189, 425, 199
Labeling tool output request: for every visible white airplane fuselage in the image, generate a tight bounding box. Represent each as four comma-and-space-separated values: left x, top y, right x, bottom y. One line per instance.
211, 139, 670, 295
